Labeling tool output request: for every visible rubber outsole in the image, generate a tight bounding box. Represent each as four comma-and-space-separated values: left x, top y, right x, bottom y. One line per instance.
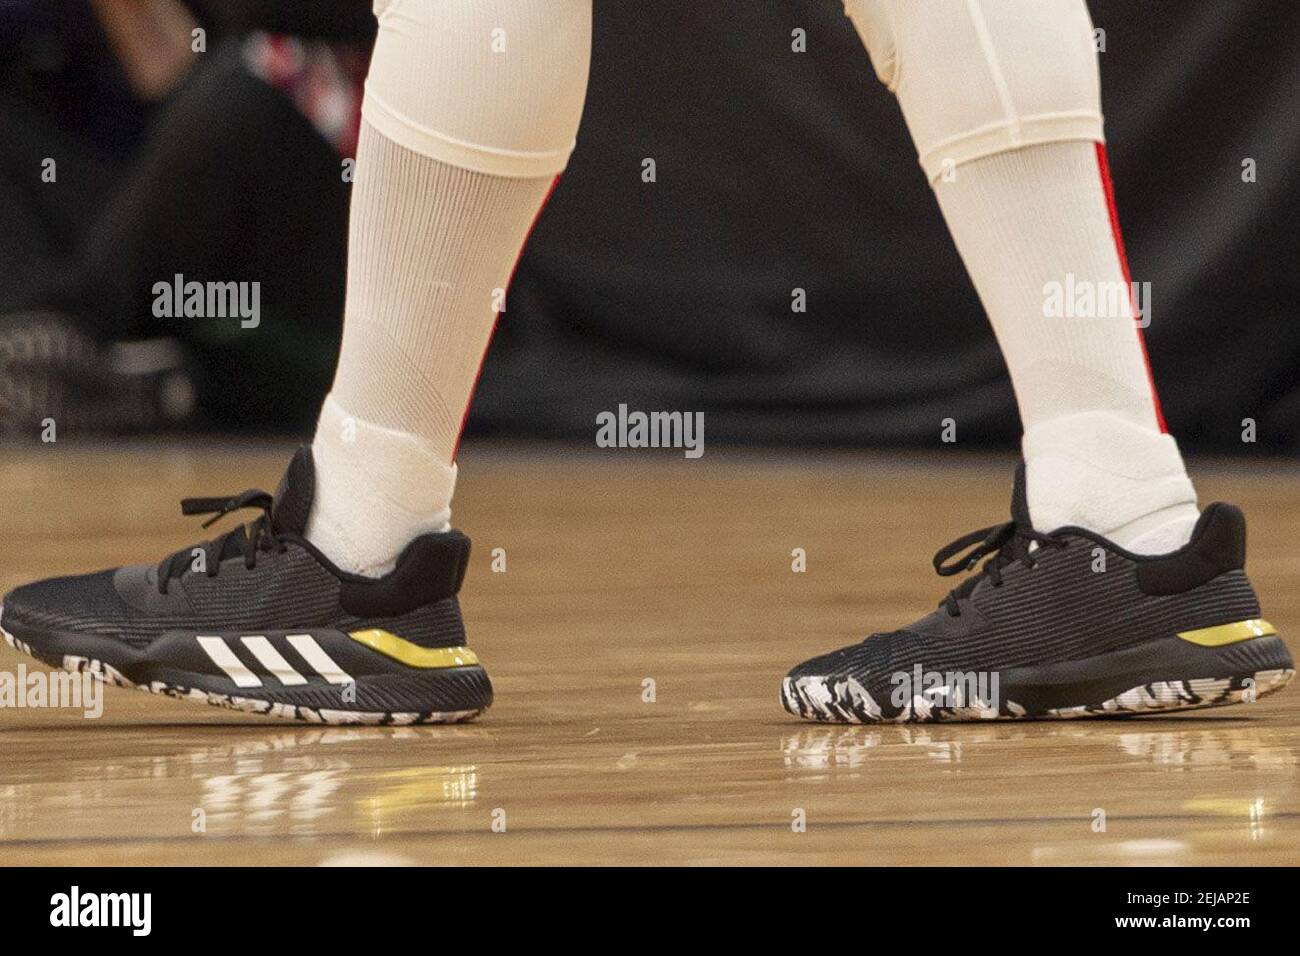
781, 634, 1296, 723
1, 614, 491, 726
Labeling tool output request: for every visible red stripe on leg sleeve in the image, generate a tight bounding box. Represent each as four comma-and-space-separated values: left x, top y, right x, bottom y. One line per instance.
1095, 142, 1167, 433
451, 174, 563, 461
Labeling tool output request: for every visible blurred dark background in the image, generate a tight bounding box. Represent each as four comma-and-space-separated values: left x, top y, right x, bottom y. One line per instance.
2, 0, 1298, 450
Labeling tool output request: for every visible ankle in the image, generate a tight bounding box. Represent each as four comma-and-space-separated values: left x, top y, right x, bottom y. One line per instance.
1022, 411, 1198, 554
305, 394, 456, 576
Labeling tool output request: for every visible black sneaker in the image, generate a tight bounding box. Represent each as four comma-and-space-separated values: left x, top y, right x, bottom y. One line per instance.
781, 465, 1294, 722
0, 448, 492, 724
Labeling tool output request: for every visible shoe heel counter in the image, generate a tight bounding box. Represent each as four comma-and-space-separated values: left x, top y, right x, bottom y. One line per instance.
1136, 503, 1246, 596
338, 530, 471, 618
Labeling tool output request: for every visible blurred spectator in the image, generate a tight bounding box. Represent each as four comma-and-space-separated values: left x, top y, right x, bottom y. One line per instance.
1, 1, 372, 435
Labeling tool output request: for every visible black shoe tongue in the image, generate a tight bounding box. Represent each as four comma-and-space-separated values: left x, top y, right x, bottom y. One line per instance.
271, 446, 315, 536
1010, 460, 1033, 529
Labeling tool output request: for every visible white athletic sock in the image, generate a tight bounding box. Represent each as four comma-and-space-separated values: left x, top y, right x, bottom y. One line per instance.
329, 129, 555, 463
307, 129, 554, 577
305, 0, 591, 576
934, 142, 1199, 553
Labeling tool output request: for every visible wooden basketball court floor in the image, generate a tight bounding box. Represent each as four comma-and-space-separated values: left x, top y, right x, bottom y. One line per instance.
1, 442, 1297, 866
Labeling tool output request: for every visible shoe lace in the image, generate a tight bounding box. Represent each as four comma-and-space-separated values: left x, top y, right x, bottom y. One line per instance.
932, 520, 1067, 617
155, 488, 285, 594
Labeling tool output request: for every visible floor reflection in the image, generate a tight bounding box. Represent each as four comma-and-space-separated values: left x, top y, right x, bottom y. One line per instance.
781, 722, 1300, 774
780, 722, 1296, 862
0, 726, 480, 841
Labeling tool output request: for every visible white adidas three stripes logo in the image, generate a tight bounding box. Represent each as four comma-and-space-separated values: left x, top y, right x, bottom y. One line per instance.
196, 635, 352, 688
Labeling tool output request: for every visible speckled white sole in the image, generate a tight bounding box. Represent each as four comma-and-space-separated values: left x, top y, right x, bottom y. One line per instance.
781, 668, 1295, 724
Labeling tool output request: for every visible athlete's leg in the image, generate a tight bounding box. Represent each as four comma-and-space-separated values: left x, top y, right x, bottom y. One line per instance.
309, 0, 592, 575
845, 0, 1196, 553
778, 0, 1294, 724
0, 0, 594, 724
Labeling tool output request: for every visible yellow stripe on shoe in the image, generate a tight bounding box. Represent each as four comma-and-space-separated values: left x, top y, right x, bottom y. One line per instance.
348, 629, 480, 668
1176, 619, 1276, 647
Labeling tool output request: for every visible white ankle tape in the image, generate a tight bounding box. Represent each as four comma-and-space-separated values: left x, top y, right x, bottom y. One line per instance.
306, 395, 457, 575
1022, 411, 1198, 542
